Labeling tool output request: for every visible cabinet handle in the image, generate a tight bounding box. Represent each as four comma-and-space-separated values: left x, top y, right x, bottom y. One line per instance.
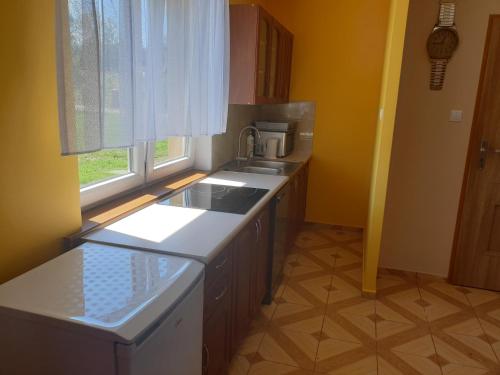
202, 344, 210, 374
215, 286, 228, 301
255, 221, 260, 242
215, 256, 228, 270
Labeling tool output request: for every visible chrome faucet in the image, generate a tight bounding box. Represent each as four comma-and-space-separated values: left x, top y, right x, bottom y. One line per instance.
237, 125, 262, 161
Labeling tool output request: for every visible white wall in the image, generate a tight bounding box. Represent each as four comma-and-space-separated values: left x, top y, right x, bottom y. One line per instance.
380, 0, 500, 277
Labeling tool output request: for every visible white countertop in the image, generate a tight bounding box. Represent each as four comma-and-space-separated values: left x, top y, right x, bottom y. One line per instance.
84, 171, 288, 264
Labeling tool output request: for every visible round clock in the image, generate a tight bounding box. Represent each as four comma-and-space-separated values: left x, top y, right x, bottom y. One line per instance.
427, 27, 459, 60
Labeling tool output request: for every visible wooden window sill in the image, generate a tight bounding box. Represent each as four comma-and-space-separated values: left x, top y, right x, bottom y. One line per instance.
64, 169, 208, 250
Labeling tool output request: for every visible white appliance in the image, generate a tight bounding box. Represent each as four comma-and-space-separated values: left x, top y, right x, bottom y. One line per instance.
0, 242, 204, 375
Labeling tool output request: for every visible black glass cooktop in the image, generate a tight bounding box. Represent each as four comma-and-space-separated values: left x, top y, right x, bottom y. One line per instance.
159, 183, 269, 215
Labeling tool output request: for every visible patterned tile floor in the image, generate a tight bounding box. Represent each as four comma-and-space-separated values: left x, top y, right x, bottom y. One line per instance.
229, 223, 500, 375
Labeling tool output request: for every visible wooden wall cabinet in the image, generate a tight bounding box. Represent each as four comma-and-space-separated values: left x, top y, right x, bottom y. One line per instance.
229, 4, 294, 105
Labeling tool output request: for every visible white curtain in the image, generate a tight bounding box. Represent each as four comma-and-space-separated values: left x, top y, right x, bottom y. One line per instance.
56, 0, 229, 155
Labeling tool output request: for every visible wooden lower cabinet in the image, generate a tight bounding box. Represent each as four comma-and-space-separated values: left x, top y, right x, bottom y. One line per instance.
253, 207, 270, 314
203, 284, 231, 375
232, 205, 271, 354
203, 205, 272, 374
201, 167, 309, 374
203, 243, 233, 375
232, 223, 254, 353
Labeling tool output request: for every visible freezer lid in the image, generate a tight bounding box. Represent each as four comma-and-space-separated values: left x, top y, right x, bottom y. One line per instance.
0, 243, 204, 343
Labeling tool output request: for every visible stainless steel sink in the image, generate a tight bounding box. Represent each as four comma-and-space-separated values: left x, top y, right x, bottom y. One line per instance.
238, 166, 281, 175
247, 160, 291, 169
221, 159, 301, 176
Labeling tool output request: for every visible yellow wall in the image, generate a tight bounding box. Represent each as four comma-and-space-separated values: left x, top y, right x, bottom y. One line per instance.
363, 0, 409, 294
232, 0, 391, 227
0, 1, 82, 283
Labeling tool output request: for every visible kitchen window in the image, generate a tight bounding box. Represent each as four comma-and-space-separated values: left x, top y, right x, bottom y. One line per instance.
56, 0, 229, 208
78, 138, 193, 208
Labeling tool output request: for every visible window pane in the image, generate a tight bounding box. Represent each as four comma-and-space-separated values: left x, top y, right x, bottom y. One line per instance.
154, 137, 187, 167
78, 148, 131, 188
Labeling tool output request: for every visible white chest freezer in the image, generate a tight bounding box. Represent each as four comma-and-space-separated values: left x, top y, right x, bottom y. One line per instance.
0, 242, 204, 375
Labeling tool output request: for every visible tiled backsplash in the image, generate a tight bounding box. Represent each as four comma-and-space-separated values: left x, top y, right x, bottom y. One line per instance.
210, 102, 316, 170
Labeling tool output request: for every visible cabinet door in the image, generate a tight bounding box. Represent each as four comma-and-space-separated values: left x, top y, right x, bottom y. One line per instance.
203, 285, 231, 375
232, 223, 254, 352
267, 23, 279, 100
276, 28, 293, 102
255, 208, 270, 309
256, 13, 270, 100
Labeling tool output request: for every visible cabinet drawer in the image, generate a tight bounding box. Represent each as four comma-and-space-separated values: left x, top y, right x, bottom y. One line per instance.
205, 244, 233, 289
204, 274, 231, 321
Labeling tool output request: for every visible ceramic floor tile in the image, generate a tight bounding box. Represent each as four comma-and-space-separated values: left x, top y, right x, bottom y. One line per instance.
433, 332, 499, 370
229, 354, 252, 375
321, 314, 364, 344
257, 326, 319, 370
377, 321, 434, 356
377, 320, 418, 341
338, 265, 363, 284
315, 337, 376, 374
474, 299, 500, 325
345, 240, 363, 255
433, 314, 484, 337
420, 289, 468, 323
389, 333, 436, 357
317, 354, 377, 374
249, 303, 277, 334
327, 275, 363, 305
305, 247, 340, 268
377, 277, 411, 292
318, 227, 363, 243
279, 284, 319, 307
376, 299, 419, 326
335, 298, 376, 318
247, 360, 314, 374
478, 318, 500, 360
323, 303, 377, 347
441, 363, 493, 375
269, 303, 325, 335
378, 268, 418, 284
289, 264, 332, 279
295, 230, 332, 250
464, 288, 500, 308
377, 355, 405, 375
381, 288, 428, 322
292, 254, 331, 273
333, 248, 362, 268
420, 282, 471, 307
378, 350, 442, 375
282, 274, 332, 307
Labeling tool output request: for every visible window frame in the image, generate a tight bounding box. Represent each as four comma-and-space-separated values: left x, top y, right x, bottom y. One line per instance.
146, 137, 195, 183
79, 139, 194, 210
79, 145, 146, 209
